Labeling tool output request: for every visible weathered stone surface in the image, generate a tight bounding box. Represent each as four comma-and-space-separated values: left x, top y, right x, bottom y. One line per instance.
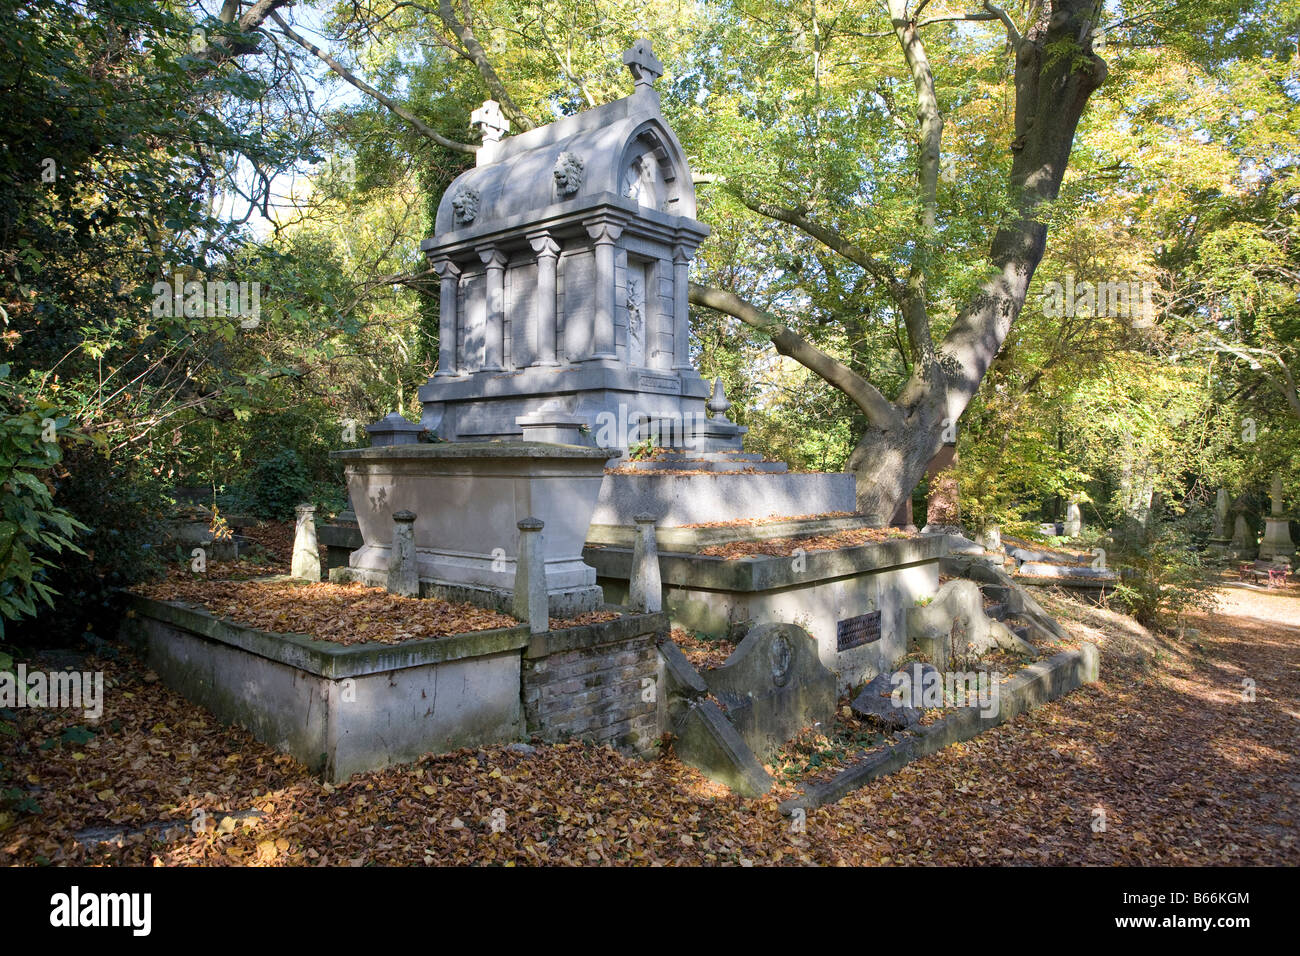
121, 595, 530, 782
1064, 500, 1082, 537
386, 510, 419, 597
907, 579, 1036, 669
672, 700, 772, 798
592, 471, 856, 528
702, 622, 837, 761
417, 41, 718, 451
1228, 512, 1257, 560
629, 513, 662, 612
849, 670, 930, 730
291, 504, 321, 581
512, 517, 548, 633
782, 642, 1101, 814
333, 441, 616, 613
940, 554, 1066, 642
1260, 473, 1296, 560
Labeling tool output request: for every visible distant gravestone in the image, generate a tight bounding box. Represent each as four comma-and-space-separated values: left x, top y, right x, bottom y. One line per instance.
1228, 512, 1257, 560
1208, 488, 1231, 556
1063, 500, 1082, 538
702, 622, 836, 761
1259, 473, 1296, 562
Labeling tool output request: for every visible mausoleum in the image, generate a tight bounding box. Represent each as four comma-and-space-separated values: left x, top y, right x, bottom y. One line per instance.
419, 40, 741, 454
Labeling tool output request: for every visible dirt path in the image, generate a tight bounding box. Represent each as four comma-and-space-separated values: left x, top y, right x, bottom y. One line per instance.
1, 586, 1295, 865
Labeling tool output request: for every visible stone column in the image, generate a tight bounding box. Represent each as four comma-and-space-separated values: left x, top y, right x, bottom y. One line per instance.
629, 513, 662, 613
478, 247, 507, 371
432, 259, 460, 377
387, 510, 419, 597
529, 233, 560, 366
671, 246, 692, 369
513, 517, 549, 633
585, 220, 623, 360
291, 504, 321, 581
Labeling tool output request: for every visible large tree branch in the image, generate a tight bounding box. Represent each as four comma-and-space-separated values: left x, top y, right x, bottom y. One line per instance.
889, 0, 942, 235
437, 0, 535, 131
736, 195, 905, 300
271, 12, 476, 154
688, 283, 903, 429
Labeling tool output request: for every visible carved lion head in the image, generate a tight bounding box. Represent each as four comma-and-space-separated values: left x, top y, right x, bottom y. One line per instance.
553, 151, 585, 197
451, 187, 480, 225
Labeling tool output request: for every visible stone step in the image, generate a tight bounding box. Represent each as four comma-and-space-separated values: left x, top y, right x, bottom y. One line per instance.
983, 601, 1008, 621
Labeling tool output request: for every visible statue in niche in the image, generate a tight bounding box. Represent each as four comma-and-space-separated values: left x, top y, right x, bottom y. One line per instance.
626, 276, 646, 366
451, 187, 480, 225
553, 151, 585, 197
624, 153, 665, 211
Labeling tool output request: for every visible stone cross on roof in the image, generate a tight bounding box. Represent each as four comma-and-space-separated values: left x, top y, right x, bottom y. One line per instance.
623, 39, 663, 93
470, 99, 510, 143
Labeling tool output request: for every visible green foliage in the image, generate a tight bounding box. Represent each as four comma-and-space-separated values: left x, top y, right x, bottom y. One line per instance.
10, 444, 166, 646
242, 450, 314, 521
0, 369, 87, 635
1107, 517, 1219, 631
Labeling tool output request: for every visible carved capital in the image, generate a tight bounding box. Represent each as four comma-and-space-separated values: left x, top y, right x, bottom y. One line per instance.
585, 219, 625, 245
477, 246, 509, 269
528, 233, 561, 258
431, 258, 461, 279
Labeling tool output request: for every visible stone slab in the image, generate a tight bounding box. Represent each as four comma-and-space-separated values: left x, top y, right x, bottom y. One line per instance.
592, 472, 856, 527
779, 643, 1100, 813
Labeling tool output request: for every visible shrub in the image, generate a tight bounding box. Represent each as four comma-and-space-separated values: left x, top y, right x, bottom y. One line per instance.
243, 449, 313, 520
0, 368, 88, 637
1107, 515, 1218, 630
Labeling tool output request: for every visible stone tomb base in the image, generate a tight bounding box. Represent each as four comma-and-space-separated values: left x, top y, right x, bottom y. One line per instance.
332, 441, 616, 615
588, 517, 946, 691
121, 593, 667, 782
592, 471, 857, 527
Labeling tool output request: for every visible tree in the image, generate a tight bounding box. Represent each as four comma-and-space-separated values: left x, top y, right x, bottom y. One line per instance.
687, 0, 1108, 516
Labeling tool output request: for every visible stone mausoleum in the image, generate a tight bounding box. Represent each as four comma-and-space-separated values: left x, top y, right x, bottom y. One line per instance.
419, 40, 741, 454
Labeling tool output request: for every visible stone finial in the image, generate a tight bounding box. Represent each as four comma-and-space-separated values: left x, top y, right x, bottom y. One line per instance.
470, 99, 510, 143
706, 377, 733, 422
513, 517, 549, 633
629, 513, 662, 613
365, 412, 424, 446
623, 39, 663, 93
291, 504, 321, 581
387, 510, 420, 597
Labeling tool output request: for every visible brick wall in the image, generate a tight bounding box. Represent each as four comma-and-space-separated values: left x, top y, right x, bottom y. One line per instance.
522, 613, 666, 756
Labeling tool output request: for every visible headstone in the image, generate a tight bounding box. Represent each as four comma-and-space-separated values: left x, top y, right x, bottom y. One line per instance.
386, 510, 419, 597
291, 504, 321, 581
1063, 499, 1082, 538
1259, 473, 1296, 561
1208, 488, 1231, 556
1228, 512, 1257, 560
628, 513, 662, 612
512, 517, 549, 633
702, 623, 837, 761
